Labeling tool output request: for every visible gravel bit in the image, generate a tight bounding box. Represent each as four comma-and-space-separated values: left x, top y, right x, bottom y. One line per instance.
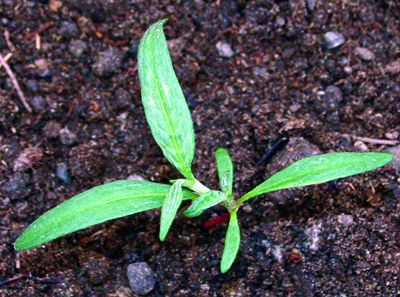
216, 41, 234, 58
58, 21, 80, 38
56, 162, 71, 183
43, 121, 62, 138
307, 0, 317, 11
68, 40, 88, 57
59, 127, 77, 145
323, 32, 346, 49
92, 47, 124, 77
127, 262, 156, 295
385, 60, 400, 75
355, 47, 376, 61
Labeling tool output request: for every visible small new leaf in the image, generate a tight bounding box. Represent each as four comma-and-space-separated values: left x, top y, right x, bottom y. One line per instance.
160, 180, 184, 241
15, 180, 197, 250
221, 210, 240, 273
183, 190, 228, 217
138, 19, 195, 179
239, 152, 393, 204
215, 148, 233, 196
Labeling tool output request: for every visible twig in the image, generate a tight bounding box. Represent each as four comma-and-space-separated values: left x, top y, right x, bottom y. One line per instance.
23, 21, 53, 41
341, 134, 399, 146
4, 30, 16, 52
0, 274, 63, 286
0, 53, 12, 69
0, 54, 32, 112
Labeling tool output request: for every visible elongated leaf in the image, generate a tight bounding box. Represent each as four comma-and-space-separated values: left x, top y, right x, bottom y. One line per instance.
160, 180, 184, 241
221, 210, 240, 273
15, 180, 197, 250
215, 148, 233, 196
238, 152, 393, 203
138, 19, 195, 179
183, 190, 228, 217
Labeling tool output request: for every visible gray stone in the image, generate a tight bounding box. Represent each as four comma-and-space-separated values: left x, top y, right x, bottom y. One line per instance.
25, 79, 38, 92
216, 41, 234, 58
385, 60, 400, 75
355, 47, 375, 61
323, 32, 345, 49
92, 47, 124, 77
29, 95, 47, 111
59, 127, 77, 145
127, 262, 156, 295
307, 0, 317, 11
59, 21, 80, 38
43, 121, 62, 138
324, 85, 343, 110
69, 40, 87, 57
56, 163, 71, 183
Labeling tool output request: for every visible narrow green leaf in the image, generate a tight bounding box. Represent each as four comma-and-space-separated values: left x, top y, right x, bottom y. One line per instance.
15, 180, 197, 250
138, 19, 195, 179
183, 190, 228, 217
221, 210, 240, 273
215, 148, 233, 196
160, 180, 184, 241
238, 152, 393, 204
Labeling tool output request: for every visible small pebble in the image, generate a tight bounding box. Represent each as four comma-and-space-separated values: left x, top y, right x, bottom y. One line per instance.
276, 16, 285, 26
127, 262, 156, 295
25, 79, 38, 92
354, 140, 369, 152
355, 47, 375, 61
323, 85, 342, 111
59, 21, 80, 38
307, 0, 317, 11
49, 0, 62, 12
323, 32, 345, 49
59, 127, 77, 145
34, 59, 49, 70
385, 131, 399, 140
92, 47, 124, 77
56, 163, 71, 183
385, 60, 400, 75
338, 214, 354, 226
68, 40, 87, 57
216, 41, 234, 58
253, 67, 268, 80
29, 95, 47, 111
127, 174, 146, 181
115, 88, 132, 109
43, 121, 62, 138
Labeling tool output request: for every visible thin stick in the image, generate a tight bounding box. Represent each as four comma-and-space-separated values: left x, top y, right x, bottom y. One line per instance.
341, 134, 399, 146
0, 53, 12, 69
0, 54, 32, 112
4, 30, 16, 52
0, 274, 63, 286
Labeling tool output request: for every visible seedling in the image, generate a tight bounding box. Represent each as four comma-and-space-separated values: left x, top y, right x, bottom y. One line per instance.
15, 20, 393, 273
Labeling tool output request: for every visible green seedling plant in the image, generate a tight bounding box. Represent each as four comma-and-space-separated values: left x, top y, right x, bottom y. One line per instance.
15, 20, 394, 273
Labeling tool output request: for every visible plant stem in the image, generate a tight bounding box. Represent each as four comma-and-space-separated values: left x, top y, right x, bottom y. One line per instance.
189, 179, 210, 195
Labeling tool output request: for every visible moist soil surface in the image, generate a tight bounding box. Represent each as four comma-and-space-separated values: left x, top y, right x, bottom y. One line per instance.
1, 1, 400, 296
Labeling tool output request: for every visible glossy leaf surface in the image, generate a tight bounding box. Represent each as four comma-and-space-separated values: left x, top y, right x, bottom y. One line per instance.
160, 180, 184, 241
221, 210, 240, 273
138, 19, 195, 179
15, 180, 197, 250
183, 190, 228, 217
239, 152, 393, 204
215, 148, 233, 196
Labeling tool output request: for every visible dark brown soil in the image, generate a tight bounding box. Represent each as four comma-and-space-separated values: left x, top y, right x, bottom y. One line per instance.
1, 0, 400, 296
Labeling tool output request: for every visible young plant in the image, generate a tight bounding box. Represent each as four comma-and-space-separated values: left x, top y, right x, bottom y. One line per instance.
15, 20, 393, 273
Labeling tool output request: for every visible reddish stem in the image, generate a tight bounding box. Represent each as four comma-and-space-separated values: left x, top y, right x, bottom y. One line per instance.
202, 212, 230, 229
